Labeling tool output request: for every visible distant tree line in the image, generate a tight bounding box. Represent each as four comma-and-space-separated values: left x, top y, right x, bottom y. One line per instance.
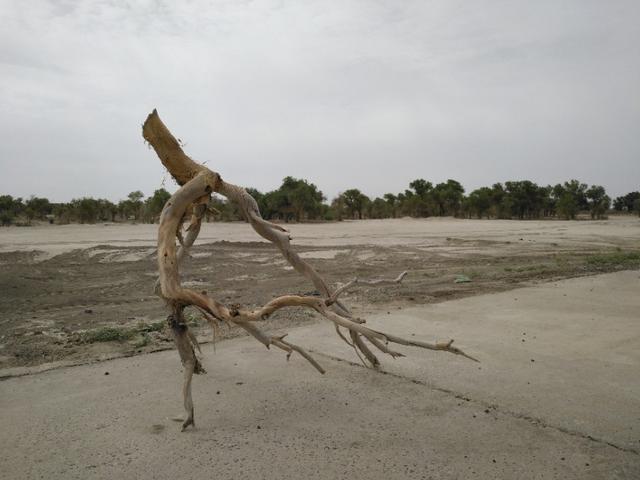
1, 179, 638, 226
0, 189, 171, 226
216, 177, 636, 222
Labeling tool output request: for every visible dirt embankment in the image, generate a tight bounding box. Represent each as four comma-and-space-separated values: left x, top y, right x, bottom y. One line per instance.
1, 217, 638, 371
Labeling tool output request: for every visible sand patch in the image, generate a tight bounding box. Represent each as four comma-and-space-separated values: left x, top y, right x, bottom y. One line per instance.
87, 248, 155, 263
229, 252, 255, 258
299, 249, 348, 259
190, 252, 212, 258
356, 250, 375, 261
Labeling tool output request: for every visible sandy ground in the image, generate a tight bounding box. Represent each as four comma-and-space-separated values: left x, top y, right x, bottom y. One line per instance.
0, 217, 639, 371
1, 271, 638, 479
1, 216, 639, 257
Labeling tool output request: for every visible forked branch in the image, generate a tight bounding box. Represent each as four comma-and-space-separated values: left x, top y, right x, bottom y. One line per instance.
142, 109, 477, 430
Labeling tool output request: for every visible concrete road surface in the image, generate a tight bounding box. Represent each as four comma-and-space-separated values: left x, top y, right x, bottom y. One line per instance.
1, 271, 639, 479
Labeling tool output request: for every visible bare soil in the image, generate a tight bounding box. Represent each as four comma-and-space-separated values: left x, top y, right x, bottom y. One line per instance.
1, 217, 638, 370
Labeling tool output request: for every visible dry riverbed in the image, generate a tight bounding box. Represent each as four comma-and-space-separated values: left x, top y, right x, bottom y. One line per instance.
1, 217, 638, 372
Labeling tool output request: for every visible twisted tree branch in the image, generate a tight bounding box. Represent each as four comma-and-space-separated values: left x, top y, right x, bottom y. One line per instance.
142, 109, 477, 430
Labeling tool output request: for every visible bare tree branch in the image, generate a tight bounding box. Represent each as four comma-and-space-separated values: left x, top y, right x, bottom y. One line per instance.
327, 270, 408, 305
142, 109, 477, 430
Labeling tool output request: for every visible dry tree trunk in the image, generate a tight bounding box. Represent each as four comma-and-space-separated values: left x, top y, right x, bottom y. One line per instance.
142, 109, 477, 431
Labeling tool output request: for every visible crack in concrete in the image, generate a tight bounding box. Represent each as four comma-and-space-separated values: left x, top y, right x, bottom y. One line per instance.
315, 350, 640, 457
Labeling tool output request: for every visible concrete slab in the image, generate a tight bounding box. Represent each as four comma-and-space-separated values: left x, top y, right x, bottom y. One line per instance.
1, 271, 639, 479
295, 271, 640, 453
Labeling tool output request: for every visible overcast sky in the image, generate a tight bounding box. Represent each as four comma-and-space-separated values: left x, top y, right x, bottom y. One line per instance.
1, 0, 638, 202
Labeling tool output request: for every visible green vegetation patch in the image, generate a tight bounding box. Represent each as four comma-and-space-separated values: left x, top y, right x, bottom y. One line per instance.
78, 321, 166, 344
81, 326, 135, 343
137, 320, 165, 333
506, 264, 551, 273
585, 251, 640, 267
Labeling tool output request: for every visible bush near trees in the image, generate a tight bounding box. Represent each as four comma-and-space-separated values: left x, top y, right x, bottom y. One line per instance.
0, 180, 636, 226
613, 191, 640, 216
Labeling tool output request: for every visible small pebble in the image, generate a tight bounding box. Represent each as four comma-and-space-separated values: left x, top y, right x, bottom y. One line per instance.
104, 372, 109, 375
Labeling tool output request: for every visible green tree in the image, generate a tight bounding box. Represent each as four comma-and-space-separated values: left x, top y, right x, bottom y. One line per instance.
503, 181, 547, 219
341, 189, 369, 219
128, 190, 144, 203
408, 179, 434, 216
613, 191, 640, 213
118, 191, 145, 221
397, 189, 415, 217
467, 187, 492, 219
383, 193, 398, 218
283, 177, 325, 222
555, 192, 578, 220
433, 179, 465, 216
24, 196, 52, 223
553, 180, 587, 219
329, 195, 345, 221
52, 203, 73, 224
540, 185, 556, 217
263, 189, 291, 221
369, 197, 390, 218
585, 185, 610, 219
258, 177, 325, 222
95, 199, 118, 222
71, 198, 100, 224
144, 189, 171, 223
0, 195, 23, 225
409, 179, 433, 197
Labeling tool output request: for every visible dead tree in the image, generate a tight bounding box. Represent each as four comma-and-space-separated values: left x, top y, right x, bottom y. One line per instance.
142, 109, 477, 431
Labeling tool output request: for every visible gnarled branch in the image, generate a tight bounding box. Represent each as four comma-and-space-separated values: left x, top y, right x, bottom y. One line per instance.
142, 109, 477, 430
